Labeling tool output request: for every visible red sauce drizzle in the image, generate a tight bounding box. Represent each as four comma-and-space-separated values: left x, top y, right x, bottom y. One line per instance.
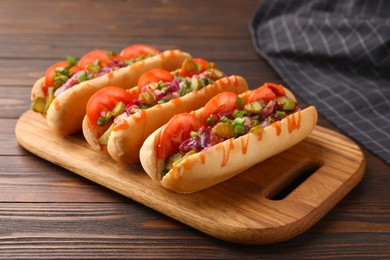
257, 132, 263, 141
129, 60, 144, 73
199, 152, 206, 164
132, 110, 146, 123
183, 159, 191, 170
217, 77, 225, 90
107, 72, 114, 79
172, 98, 181, 105
297, 111, 302, 129
232, 75, 239, 87
155, 104, 162, 109
113, 120, 129, 131
272, 121, 282, 136
287, 111, 301, 133
240, 135, 250, 155
169, 167, 178, 179
220, 139, 235, 167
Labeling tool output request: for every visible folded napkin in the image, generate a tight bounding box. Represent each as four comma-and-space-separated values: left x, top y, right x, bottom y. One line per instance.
250, 0, 390, 164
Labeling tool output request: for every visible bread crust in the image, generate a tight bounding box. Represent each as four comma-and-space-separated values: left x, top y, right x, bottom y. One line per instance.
139, 89, 318, 193
103, 75, 249, 164
31, 50, 191, 136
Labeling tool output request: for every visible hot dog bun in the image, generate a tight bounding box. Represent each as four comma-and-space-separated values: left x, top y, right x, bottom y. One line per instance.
32, 50, 191, 136
82, 75, 249, 163
140, 87, 318, 193
107, 75, 248, 164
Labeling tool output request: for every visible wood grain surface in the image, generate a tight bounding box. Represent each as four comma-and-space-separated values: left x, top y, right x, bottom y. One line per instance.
1, 0, 390, 258
15, 110, 365, 244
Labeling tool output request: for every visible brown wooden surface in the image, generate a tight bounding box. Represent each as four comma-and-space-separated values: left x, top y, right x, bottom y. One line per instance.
1, 0, 389, 258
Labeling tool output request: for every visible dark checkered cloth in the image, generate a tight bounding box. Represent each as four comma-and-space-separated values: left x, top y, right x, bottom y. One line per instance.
250, 0, 390, 164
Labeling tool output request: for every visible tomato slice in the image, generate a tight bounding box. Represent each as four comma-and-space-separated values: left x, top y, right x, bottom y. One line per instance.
86, 87, 137, 131
119, 44, 159, 59
202, 92, 240, 122
156, 113, 202, 160
246, 83, 286, 103
78, 49, 116, 69
137, 68, 174, 91
68, 65, 83, 74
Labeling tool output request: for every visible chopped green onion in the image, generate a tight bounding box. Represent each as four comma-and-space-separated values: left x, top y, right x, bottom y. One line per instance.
77, 71, 87, 83
66, 56, 76, 66
98, 114, 109, 126
236, 97, 244, 108
233, 109, 246, 118
220, 116, 233, 124
275, 111, 286, 118
86, 63, 100, 74
97, 102, 126, 126
105, 50, 117, 57
158, 81, 166, 90
234, 125, 245, 135
54, 67, 67, 75
232, 117, 246, 135
282, 100, 296, 110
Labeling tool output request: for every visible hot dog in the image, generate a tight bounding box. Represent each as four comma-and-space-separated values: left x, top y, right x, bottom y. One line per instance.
82, 58, 249, 164
31, 44, 191, 136
140, 83, 318, 193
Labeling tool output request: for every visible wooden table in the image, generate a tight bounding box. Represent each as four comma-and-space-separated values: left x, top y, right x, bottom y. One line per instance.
1, 0, 389, 258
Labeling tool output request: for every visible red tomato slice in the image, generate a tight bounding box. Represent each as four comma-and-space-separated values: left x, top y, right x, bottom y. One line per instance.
44, 61, 70, 88
156, 113, 202, 160
86, 87, 136, 131
119, 44, 159, 59
246, 83, 286, 103
137, 68, 174, 91
68, 65, 83, 74
78, 49, 115, 69
202, 92, 239, 122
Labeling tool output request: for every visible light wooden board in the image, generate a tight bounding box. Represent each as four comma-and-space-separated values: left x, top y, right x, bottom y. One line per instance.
15, 110, 365, 244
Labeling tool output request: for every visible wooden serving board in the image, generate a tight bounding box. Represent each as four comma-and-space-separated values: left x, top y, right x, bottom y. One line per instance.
15, 110, 365, 244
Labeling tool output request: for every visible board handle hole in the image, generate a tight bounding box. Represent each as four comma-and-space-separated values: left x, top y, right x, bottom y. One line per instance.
266, 160, 322, 201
